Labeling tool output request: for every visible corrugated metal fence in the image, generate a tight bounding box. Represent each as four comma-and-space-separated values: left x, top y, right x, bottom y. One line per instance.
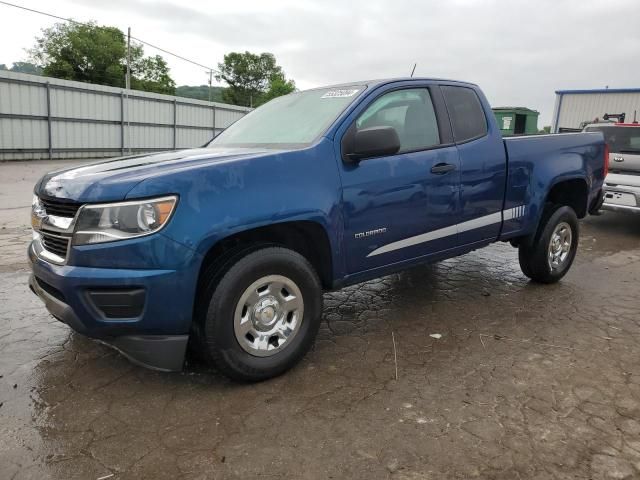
0, 70, 251, 161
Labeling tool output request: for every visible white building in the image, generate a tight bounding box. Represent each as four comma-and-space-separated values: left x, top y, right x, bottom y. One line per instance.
551, 88, 640, 132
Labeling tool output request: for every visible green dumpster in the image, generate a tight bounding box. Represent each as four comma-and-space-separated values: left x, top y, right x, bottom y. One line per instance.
492, 107, 539, 136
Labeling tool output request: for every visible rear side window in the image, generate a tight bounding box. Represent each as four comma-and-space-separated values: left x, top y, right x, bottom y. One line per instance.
356, 88, 440, 152
442, 86, 488, 142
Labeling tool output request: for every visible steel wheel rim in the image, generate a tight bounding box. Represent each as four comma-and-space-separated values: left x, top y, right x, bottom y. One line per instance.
548, 221, 573, 271
233, 274, 304, 357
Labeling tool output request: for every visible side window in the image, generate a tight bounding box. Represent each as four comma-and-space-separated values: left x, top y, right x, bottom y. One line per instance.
356, 88, 440, 152
442, 86, 488, 142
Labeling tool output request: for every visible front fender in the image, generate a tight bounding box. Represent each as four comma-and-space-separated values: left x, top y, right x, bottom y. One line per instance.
125, 139, 345, 281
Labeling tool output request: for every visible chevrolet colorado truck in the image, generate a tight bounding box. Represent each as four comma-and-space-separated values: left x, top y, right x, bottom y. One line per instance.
29, 78, 607, 381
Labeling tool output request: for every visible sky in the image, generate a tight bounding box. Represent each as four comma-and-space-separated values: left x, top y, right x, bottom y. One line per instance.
1, 0, 639, 126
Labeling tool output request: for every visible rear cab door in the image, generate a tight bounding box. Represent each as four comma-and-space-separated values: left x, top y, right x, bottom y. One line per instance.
335, 80, 462, 275
440, 84, 508, 246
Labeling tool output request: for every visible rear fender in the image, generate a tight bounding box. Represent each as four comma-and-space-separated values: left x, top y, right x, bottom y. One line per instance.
514, 173, 589, 248
501, 133, 602, 242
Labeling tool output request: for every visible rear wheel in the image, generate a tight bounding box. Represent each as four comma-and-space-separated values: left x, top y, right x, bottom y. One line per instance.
518, 205, 579, 284
195, 246, 323, 382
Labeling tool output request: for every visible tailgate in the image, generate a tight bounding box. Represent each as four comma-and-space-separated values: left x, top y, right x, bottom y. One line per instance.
609, 152, 640, 175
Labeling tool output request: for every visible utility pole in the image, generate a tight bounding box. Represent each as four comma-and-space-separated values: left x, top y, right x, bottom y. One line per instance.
208, 69, 213, 103
125, 27, 132, 154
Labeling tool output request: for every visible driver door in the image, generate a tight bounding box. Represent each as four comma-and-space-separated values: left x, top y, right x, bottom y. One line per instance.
339, 85, 461, 274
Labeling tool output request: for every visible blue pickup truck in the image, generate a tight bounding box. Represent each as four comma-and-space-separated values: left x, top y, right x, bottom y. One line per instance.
29, 78, 606, 381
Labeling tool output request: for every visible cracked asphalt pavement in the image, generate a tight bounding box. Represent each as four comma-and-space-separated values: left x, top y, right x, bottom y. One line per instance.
1, 160, 640, 479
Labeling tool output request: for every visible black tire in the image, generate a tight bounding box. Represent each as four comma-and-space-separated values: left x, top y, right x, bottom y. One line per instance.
195, 246, 323, 382
518, 205, 579, 284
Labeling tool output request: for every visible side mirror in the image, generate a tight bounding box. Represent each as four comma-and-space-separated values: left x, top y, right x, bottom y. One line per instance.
344, 126, 401, 162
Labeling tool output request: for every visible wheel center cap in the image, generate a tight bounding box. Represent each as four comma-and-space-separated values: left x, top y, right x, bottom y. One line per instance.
254, 297, 280, 327
261, 307, 275, 322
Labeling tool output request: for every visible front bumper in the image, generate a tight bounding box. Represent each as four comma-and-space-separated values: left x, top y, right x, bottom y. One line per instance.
28, 240, 197, 371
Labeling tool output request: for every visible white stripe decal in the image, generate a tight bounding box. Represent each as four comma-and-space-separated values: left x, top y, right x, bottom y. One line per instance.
367, 223, 459, 257
503, 208, 514, 221
503, 205, 526, 221
367, 206, 525, 257
457, 211, 502, 233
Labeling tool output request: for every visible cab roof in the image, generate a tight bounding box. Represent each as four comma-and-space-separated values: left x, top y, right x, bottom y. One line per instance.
306, 77, 479, 91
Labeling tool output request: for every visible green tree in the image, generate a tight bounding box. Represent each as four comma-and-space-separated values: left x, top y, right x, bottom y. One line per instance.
261, 72, 296, 104
10, 62, 43, 74
130, 55, 175, 95
30, 22, 175, 94
216, 52, 295, 107
0, 62, 43, 74
175, 85, 225, 102
31, 22, 126, 86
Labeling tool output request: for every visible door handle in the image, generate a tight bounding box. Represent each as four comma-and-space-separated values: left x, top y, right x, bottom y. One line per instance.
431, 163, 456, 174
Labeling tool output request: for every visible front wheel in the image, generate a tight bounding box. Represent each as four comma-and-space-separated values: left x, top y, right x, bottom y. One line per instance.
518, 205, 579, 284
195, 247, 323, 382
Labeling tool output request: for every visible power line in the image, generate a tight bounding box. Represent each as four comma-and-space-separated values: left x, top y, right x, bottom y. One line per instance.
0, 0, 73, 24
0, 0, 217, 72
129, 35, 215, 72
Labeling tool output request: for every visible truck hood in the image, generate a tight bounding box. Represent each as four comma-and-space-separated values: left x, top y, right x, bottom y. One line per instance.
35, 147, 277, 203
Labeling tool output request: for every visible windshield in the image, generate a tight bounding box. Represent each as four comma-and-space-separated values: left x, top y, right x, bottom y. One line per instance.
585, 125, 640, 154
208, 86, 365, 149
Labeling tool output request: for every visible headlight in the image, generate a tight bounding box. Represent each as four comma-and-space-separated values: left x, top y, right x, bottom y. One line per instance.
73, 196, 177, 245
31, 195, 43, 230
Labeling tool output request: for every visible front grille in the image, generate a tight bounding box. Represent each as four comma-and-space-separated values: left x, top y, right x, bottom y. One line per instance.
41, 198, 82, 218
41, 231, 70, 259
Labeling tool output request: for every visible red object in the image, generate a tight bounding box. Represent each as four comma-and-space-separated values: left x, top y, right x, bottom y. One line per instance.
603, 143, 609, 177
614, 122, 640, 126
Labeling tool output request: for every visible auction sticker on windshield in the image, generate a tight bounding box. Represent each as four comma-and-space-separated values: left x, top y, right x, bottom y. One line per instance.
321, 89, 360, 98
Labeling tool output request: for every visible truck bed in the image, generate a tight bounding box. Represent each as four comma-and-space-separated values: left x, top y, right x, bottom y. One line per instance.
499, 131, 606, 240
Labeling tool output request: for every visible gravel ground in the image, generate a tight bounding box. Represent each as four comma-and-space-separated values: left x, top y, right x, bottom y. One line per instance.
1, 160, 639, 480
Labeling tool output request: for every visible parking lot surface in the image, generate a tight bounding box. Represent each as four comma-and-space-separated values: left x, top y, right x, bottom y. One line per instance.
1, 160, 639, 480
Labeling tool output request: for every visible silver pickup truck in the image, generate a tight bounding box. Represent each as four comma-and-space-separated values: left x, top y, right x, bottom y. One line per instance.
584, 122, 640, 213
